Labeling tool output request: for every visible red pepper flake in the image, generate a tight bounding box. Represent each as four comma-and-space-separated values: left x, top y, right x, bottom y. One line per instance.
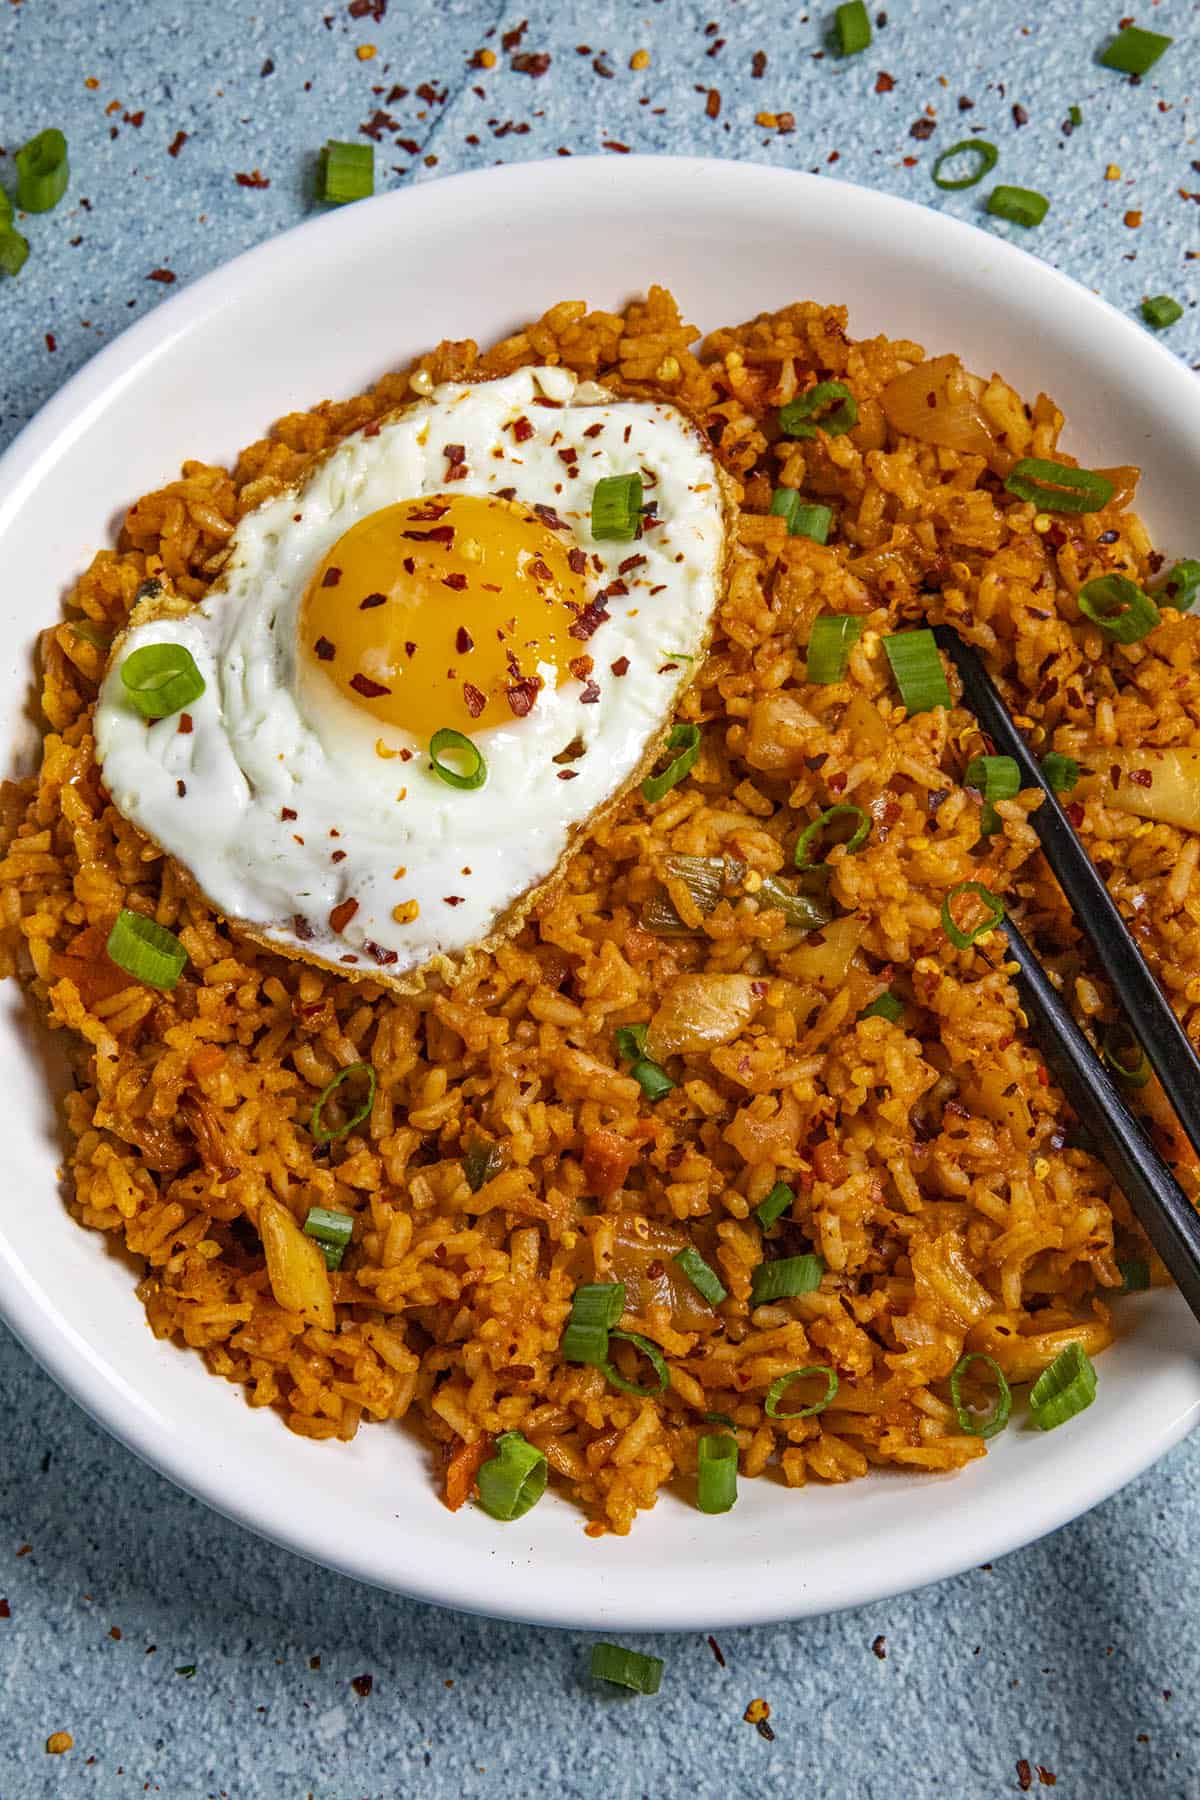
557, 447, 579, 468
360, 592, 386, 610
147, 267, 176, 283
1066, 801, 1085, 828
176, 778, 186, 797
511, 415, 534, 442
533, 503, 569, 532
528, 557, 553, 583
705, 88, 721, 118
443, 895, 464, 906
360, 110, 399, 142
618, 553, 647, 575
567, 547, 587, 575
260, 57, 275, 76
462, 681, 486, 718
350, 1672, 374, 1697
582, 421, 604, 440
502, 18, 528, 48
178, 712, 194, 734
349, 0, 387, 16
1036, 1769, 1057, 1788
292, 914, 314, 941
557, 769, 578, 780
506, 675, 542, 717
1012, 103, 1029, 127
314, 636, 336, 661
871, 1635, 887, 1660
329, 898, 359, 934
351, 673, 391, 698
44, 333, 57, 353
828, 771, 848, 794
235, 169, 270, 188
321, 567, 342, 588
875, 71, 896, 93
167, 130, 188, 157
1130, 768, 1153, 788
331, 850, 347, 863
603, 140, 631, 152
707, 1633, 726, 1667
405, 641, 417, 658
579, 679, 601, 704
1017, 1763, 1033, 1794
512, 51, 551, 76
0, 1599, 9, 1619
568, 655, 594, 680
902, 154, 918, 167
600, 579, 629, 600
403, 525, 455, 544
365, 940, 398, 965
455, 626, 475, 654
568, 598, 610, 641
610, 656, 630, 677
910, 117, 936, 139
280, 807, 298, 822
442, 572, 468, 592
444, 443, 466, 465
593, 56, 614, 78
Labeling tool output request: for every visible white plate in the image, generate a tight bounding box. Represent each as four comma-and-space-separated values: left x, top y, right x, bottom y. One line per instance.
1, 157, 1197, 1632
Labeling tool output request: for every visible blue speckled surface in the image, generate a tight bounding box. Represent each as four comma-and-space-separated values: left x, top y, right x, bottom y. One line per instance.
1, 0, 1199, 1792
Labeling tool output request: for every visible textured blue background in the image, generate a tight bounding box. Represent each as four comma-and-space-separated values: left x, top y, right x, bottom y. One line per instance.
1, 1, 1199, 1793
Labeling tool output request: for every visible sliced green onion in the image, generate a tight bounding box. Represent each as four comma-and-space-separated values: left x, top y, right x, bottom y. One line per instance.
696, 1433, 738, 1513
0, 190, 9, 232
614, 1023, 649, 1064
105, 909, 188, 991
806, 614, 863, 684
1029, 1342, 1097, 1431
69, 618, 112, 651
591, 472, 644, 542
1101, 1022, 1150, 1088
462, 1137, 503, 1192
859, 990, 904, 1023
672, 1246, 727, 1306
1099, 25, 1172, 76
120, 642, 206, 720
1142, 294, 1184, 331
791, 503, 833, 544
1004, 459, 1114, 514
965, 753, 1020, 835
1041, 751, 1079, 794
702, 1410, 736, 1429
0, 231, 30, 279
750, 1254, 824, 1306
318, 139, 374, 205
15, 128, 69, 213
1158, 560, 1200, 612
754, 873, 833, 933
303, 1205, 353, 1270
764, 1365, 839, 1419
1069, 104, 1083, 127
941, 880, 1005, 950
883, 629, 952, 714
310, 1061, 376, 1143
642, 722, 700, 804
1118, 1258, 1150, 1294
794, 803, 871, 869
931, 139, 999, 191
591, 1643, 663, 1695
476, 1430, 548, 1521
949, 1352, 1011, 1439
834, 0, 871, 55
986, 185, 1049, 228
1077, 574, 1160, 645
631, 1058, 674, 1103
602, 1329, 669, 1396
562, 1281, 626, 1365
779, 381, 859, 441
770, 486, 801, 531
755, 1181, 794, 1231
429, 727, 486, 791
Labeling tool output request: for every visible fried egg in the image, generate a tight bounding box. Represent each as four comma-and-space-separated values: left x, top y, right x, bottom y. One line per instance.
94, 365, 729, 986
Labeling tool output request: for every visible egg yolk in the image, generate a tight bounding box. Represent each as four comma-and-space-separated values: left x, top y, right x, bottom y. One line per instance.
300, 493, 593, 738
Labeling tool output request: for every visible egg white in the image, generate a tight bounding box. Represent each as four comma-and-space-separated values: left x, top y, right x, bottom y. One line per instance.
94, 366, 728, 983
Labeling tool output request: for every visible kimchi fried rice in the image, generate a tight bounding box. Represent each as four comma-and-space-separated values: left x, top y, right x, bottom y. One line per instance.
3, 286, 1196, 1535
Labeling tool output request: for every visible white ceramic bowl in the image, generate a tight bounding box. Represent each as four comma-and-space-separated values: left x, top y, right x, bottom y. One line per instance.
1, 157, 1197, 1631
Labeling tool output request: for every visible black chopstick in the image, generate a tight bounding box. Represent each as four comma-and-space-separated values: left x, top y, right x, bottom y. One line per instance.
1002, 916, 1200, 1319
934, 624, 1200, 1167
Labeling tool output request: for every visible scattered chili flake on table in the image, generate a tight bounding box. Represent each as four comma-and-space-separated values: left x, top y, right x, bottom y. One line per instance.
1036, 1771, 1058, 1789
0, 1599, 9, 1619
235, 169, 269, 188
706, 1633, 726, 1667
167, 130, 187, 157
705, 88, 721, 118
351, 1672, 374, 1697
1017, 1762, 1033, 1793
875, 70, 895, 93
147, 268, 175, 283
512, 51, 551, 76
871, 1634, 887, 1659
44, 334, 56, 352
910, 117, 936, 139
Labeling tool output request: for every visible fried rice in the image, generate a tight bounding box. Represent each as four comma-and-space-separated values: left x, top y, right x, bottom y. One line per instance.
3, 285, 1196, 1535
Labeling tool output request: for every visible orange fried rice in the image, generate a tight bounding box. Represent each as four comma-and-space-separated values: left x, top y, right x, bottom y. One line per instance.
2, 285, 1196, 1535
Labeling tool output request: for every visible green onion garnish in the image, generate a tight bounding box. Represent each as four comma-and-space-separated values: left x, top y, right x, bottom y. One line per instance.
1029, 1342, 1097, 1431
614, 1023, 649, 1063
1142, 295, 1184, 331
883, 628, 952, 714
794, 802, 871, 869
806, 614, 863, 684
791, 503, 834, 544
15, 128, 69, 213
310, 1061, 376, 1143
764, 1365, 838, 1419
591, 1643, 664, 1695
318, 139, 374, 205
750, 1254, 824, 1306
941, 880, 1005, 950
1041, 751, 1079, 794
1099, 25, 1172, 76
779, 381, 859, 440
859, 989, 904, 1023
476, 1430, 548, 1521
462, 1137, 503, 1192
1118, 1258, 1150, 1293
642, 722, 700, 804
69, 619, 112, 651
1101, 1022, 1150, 1088
303, 1205, 353, 1270
696, 1433, 738, 1513
591, 472, 644, 542
1069, 104, 1083, 127
1077, 574, 1160, 645
120, 642, 206, 720
562, 1281, 626, 1365
755, 1181, 794, 1231
672, 1246, 727, 1306
602, 1329, 669, 1397
1004, 459, 1114, 513
770, 486, 801, 531
948, 1352, 1011, 1439
105, 909, 188, 991
833, 0, 871, 55
631, 1059, 674, 1102
986, 185, 1050, 228
1159, 560, 1200, 611
964, 753, 1020, 835
702, 1410, 737, 1429
0, 232, 30, 278
931, 139, 999, 191
429, 727, 487, 790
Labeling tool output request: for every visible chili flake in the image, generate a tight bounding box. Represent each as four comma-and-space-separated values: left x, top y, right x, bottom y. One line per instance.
235, 169, 270, 188
512, 51, 551, 76
875, 71, 896, 92
167, 130, 188, 156
351, 1673, 374, 1697
350, 673, 391, 698
329, 898, 359, 934
705, 88, 721, 118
